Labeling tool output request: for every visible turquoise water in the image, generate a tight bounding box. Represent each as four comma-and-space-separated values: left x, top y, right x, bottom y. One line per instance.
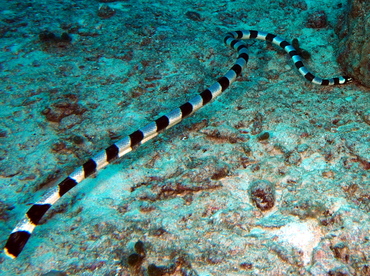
0, 0, 369, 275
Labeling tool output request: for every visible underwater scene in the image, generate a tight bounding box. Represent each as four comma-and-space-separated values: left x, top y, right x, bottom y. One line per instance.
0, 0, 369, 275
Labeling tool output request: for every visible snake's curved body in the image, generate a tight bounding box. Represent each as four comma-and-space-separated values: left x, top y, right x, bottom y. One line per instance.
4, 30, 352, 259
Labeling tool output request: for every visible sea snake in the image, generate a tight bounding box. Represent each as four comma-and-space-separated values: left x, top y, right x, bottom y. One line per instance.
4, 30, 352, 259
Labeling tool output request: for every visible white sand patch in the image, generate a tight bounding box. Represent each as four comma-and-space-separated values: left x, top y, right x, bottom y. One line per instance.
272, 220, 323, 265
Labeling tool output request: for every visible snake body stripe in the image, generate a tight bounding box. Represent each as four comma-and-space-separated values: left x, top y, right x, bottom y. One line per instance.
231, 30, 351, 85
4, 30, 352, 259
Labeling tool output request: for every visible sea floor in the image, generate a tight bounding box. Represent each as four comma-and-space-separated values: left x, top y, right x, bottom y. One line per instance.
0, 0, 369, 275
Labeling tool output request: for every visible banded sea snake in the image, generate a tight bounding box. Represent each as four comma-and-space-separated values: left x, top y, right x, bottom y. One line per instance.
4, 30, 352, 259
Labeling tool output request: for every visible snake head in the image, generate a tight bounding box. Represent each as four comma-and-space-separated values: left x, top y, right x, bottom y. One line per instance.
344, 76, 353, 83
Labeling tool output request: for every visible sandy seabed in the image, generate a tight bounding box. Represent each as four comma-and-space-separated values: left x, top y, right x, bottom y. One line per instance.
0, 0, 369, 275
